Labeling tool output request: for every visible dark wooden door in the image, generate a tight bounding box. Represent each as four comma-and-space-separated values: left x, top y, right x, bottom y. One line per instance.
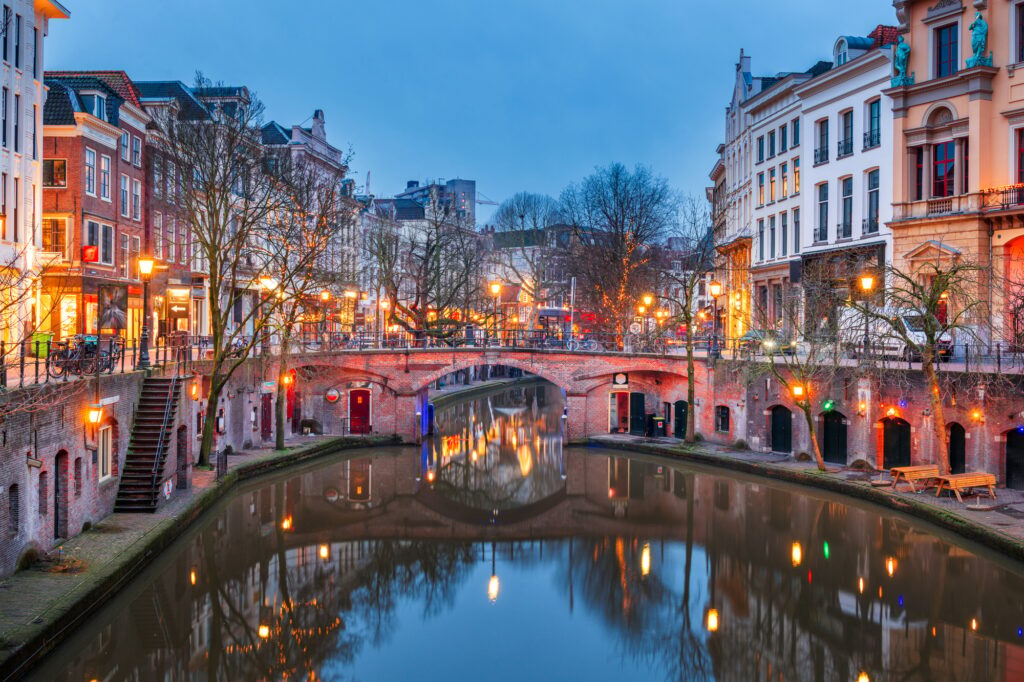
629, 392, 646, 436
771, 406, 792, 453
882, 418, 911, 469
1007, 429, 1024, 490
673, 400, 688, 438
261, 394, 272, 441
822, 412, 847, 465
349, 389, 371, 434
948, 423, 966, 474
54, 451, 68, 539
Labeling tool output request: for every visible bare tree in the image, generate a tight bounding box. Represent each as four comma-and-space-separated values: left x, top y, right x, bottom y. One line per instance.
491, 192, 561, 330
154, 75, 285, 466
560, 163, 677, 338
655, 195, 714, 442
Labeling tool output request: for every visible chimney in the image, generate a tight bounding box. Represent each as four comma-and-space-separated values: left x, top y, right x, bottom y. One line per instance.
312, 109, 326, 140
406, 180, 419, 189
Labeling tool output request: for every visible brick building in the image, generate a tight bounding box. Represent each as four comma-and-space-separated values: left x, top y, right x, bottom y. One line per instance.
40, 72, 150, 341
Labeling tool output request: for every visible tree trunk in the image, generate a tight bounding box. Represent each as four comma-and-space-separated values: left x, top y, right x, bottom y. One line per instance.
197, 372, 222, 467
275, 326, 295, 450
802, 406, 827, 471
922, 353, 951, 474
685, 325, 696, 443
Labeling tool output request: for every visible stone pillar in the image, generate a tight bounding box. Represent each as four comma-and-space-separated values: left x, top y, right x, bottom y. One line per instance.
393, 392, 422, 443
953, 138, 964, 198
565, 394, 589, 442
922, 144, 933, 199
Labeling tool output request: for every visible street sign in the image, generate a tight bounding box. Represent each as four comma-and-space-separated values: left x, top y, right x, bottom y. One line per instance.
629, 322, 642, 334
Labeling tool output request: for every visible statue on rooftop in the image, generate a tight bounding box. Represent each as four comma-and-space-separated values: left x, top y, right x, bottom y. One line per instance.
891, 35, 915, 87
967, 12, 993, 68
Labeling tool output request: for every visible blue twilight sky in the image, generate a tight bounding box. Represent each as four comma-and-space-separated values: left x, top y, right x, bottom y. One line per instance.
47, 0, 895, 224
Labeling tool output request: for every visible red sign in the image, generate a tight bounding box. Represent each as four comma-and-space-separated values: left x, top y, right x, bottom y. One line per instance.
82, 245, 99, 263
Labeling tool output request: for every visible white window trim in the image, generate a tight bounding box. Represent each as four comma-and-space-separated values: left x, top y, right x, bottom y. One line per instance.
132, 135, 141, 167
154, 212, 163, 260
119, 174, 129, 217
101, 223, 113, 265
99, 154, 111, 202
131, 178, 141, 221
120, 131, 129, 161
84, 147, 96, 197
98, 425, 112, 481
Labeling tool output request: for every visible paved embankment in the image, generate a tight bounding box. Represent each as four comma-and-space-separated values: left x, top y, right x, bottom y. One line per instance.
0, 434, 399, 681
590, 434, 1024, 564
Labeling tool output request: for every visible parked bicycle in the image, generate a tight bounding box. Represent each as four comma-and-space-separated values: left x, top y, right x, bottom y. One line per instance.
46, 335, 100, 379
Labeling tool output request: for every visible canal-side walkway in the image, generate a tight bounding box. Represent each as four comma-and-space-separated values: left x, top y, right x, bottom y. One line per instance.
0, 433, 398, 681
592, 434, 1024, 560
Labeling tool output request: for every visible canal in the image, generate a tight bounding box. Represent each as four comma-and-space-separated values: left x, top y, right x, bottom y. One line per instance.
29, 380, 1024, 681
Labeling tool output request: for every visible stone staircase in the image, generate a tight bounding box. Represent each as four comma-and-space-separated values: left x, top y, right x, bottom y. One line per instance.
114, 376, 180, 513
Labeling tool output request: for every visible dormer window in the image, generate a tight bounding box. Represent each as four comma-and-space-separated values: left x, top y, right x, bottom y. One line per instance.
835, 39, 848, 66
80, 93, 107, 122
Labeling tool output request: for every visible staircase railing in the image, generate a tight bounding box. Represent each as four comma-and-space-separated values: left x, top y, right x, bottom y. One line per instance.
148, 377, 179, 503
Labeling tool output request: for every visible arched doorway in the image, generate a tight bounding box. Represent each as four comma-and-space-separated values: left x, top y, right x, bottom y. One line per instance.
1007, 428, 1024, 490
54, 450, 68, 539
882, 417, 912, 469
948, 422, 966, 474
349, 388, 371, 434
770, 406, 792, 454
822, 412, 847, 465
673, 400, 688, 438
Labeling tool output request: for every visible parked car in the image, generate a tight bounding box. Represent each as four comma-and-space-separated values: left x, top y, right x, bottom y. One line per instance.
838, 307, 954, 361
737, 329, 797, 356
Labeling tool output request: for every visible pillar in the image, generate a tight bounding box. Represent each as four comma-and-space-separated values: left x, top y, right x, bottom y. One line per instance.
565, 394, 589, 442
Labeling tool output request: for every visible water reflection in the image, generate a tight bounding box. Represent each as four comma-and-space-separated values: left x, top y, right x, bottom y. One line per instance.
29, 388, 1024, 682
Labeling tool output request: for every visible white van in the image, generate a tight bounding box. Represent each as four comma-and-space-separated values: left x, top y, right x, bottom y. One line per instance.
838, 307, 954, 361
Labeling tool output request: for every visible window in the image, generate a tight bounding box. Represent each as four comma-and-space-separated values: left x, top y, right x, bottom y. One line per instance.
1, 172, 6, 240
179, 225, 186, 263
132, 179, 141, 220
758, 173, 765, 205
12, 93, 18, 152
31, 104, 35, 159
792, 117, 800, 146
1, 87, 7, 148
769, 215, 776, 259
12, 176, 16, 242
43, 159, 66, 188
780, 124, 788, 152
165, 161, 174, 198
98, 425, 113, 480
74, 458, 82, 497
7, 484, 18, 534
914, 147, 925, 201
768, 130, 776, 158
839, 110, 853, 158
781, 212, 788, 256
1, 6, 8, 63
865, 99, 881, 149
794, 158, 800, 194
31, 27, 36, 76
758, 219, 765, 260
793, 208, 800, 253
781, 162, 788, 197
153, 157, 163, 198
866, 169, 880, 234
716, 406, 730, 433
120, 131, 129, 160
13, 13, 19, 69
963, 140, 969, 193
154, 212, 163, 259
835, 39, 848, 66
131, 236, 140, 279
119, 233, 128, 278
935, 24, 959, 78
41, 218, 66, 257
120, 174, 129, 216
769, 168, 776, 202
757, 136, 765, 163
815, 119, 829, 164
167, 217, 175, 261
86, 221, 114, 264
933, 141, 955, 197
1019, 3, 1024, 64
840, 177, 853, 239
99, 155, 110, 200
816, 183, 829, 242
132, 136, 141, 166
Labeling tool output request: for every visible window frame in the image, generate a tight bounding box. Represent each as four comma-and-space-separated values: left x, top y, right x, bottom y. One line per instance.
715, 406, 730, 433
84, 148, 96, 197
120, 131, 129, 161
99, 154, 111, 201
120, 174, 129, 217
41, 216, 67, 258
840, 176, 853, 239
131, 136, 141, 167
154, 212, 163, 260
131, 178, 141, 221
932, 140, 956, 198
816, 183, 829, 243
98, 425, 113, 481
43, 158, 67, 188
866, 169, 880, 234
758, 219, 765, 261
934, 23, 959, 79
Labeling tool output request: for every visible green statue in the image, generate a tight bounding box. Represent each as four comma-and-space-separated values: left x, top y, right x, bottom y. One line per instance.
891, 35, 915, 87
967, 12, 993, 68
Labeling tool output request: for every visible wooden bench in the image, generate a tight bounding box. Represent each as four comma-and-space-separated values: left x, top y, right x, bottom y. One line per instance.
935, 472, 997, 503
890, 465, 940, 492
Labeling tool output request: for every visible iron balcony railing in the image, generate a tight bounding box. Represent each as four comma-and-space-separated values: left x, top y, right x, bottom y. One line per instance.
837, 138, 853, 158
813, 146, 829, 165
863, 128, 881, 150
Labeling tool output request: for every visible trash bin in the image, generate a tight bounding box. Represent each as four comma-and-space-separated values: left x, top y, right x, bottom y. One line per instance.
30, 331, 53, 357
652, 416, 667, 437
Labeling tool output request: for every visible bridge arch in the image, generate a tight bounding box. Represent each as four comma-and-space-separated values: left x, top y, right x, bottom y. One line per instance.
412, 356, 571, 394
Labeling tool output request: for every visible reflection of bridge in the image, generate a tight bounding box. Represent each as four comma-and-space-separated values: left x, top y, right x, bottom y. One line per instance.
282, 347, 703, 441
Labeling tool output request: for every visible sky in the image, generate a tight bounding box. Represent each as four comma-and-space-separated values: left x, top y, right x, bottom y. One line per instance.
47, 0, 895, 224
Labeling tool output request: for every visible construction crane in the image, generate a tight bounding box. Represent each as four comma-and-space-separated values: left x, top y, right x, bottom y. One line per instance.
476, 190, 498, 207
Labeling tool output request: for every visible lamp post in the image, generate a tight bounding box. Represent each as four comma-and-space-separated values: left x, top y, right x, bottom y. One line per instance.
489, 281, 502, 345
259, 277, 279, 353
137, 257, 155, 369
709, 280, 722, 358
320, 290, 331, 347
859, 273, 875, 360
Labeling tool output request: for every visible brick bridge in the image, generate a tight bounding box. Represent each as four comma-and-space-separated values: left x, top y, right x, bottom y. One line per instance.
281, 347, 707, 442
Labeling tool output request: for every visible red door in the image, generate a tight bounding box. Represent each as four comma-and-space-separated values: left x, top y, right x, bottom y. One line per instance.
349, 389, 371, 434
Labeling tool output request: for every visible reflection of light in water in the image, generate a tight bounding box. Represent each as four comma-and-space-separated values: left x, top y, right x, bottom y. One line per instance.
319, 544, 330, 560
281, 516, 292, 531
488, 574, 500, 602
886, 557, 897, 577
791, 542, 802, 567
517, 445, 533, 477
189, 569, 197, 586
706, 608, 719, 632
258, 624, 270, 639
640, 543, 651, 577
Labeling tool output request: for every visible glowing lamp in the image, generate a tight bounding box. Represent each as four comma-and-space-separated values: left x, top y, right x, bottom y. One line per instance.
379, 300, 389, 310
857, 673, 870, 682
642, 294, 653, 307
426, 469, 436, 483
971, 409, 983, 421
343, 290, 357, 299
87, 405, 104, 424
138, 257, 155, 278
640, 543, 651, 577
258, 624, 270, 639
489, 282, 502, 296
791, 541, 803, 567
822, 399, 835, 412
259, 276, 278, 291
859, 274, 875, 292
886, 407, 896, 417
488, 574, 500, 602
886, 557, 897, 577
320, 290, 331, 302
971, 618, 978, 631
791, 385, 805, 399
280, 373, 293, 387
858, 577, 865, 594
637, 305, 646, 315
709, 280, 722, 298
319, 544, 330, 560
281, 516, 292, 531
705, 608, 719, 632
189, 569, 197, 586
189, 381, 200, 400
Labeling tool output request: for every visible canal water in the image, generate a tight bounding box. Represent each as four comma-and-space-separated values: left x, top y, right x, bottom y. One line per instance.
30, 381, 1024, 681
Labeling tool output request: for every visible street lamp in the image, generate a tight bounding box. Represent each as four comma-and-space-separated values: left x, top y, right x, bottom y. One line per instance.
137, 256, 155, 369
489, 281, 502, 344
320, 290, 331, 344
859, 273, 875, 359
709, 280, 722, 358
642, 294, 653, 307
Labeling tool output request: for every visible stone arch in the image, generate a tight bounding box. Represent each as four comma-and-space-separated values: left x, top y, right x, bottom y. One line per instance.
923, 101, 957, 128
412, 356, 571, 394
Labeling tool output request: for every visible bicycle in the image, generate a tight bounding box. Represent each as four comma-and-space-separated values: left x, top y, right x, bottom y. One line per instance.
46, 335, 100, 379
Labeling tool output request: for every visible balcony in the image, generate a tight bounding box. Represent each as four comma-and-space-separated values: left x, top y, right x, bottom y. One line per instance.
892, 193, 983, 221
35, 250, 67, 267
837, 138, 853, 159
813, 146, 829, 165
862, 217, 879, 234
981, 183, 1024, 211
837, 221, 852, 240
863, 128, 881, 150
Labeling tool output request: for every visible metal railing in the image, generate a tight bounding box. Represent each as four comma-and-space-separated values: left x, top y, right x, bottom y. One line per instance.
837, 138, 853, 158
813, 146, 829, 164
863, 128, 881, 150
149, 376, 179, 498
